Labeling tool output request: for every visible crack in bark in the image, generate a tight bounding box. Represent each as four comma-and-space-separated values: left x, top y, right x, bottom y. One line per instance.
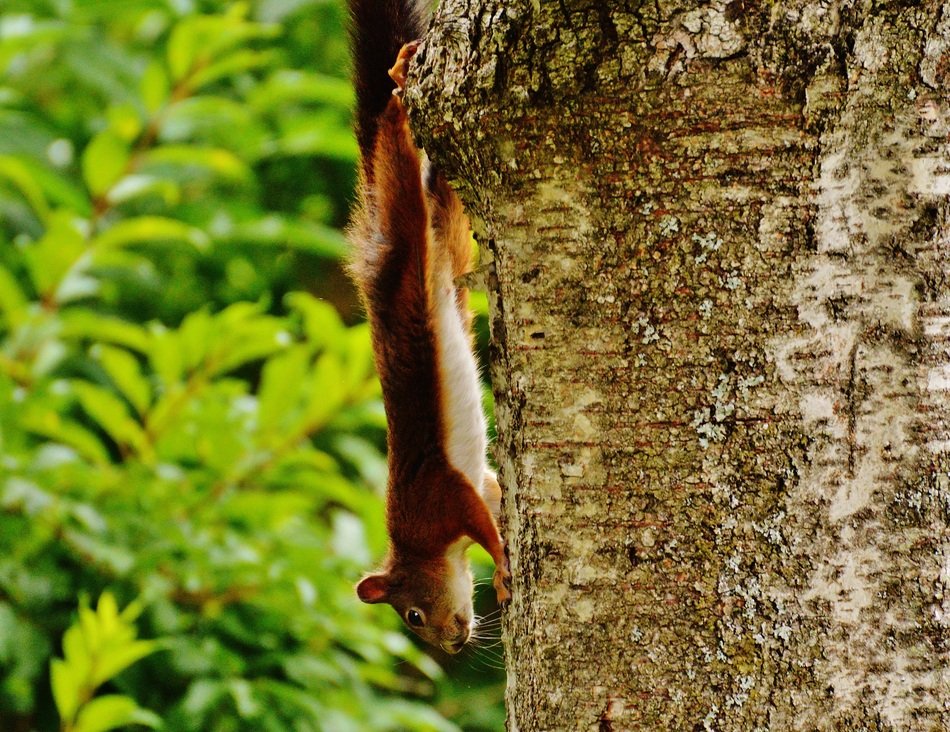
846, 340, 859, 477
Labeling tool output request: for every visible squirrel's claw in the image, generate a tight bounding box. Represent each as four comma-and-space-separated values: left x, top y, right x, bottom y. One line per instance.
388, 40, 421, 95
493, 559, 512, 605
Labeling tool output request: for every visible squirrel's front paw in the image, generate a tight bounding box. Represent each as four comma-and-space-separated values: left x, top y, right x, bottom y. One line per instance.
493, 560, 511, 605
388, 41, 421, 94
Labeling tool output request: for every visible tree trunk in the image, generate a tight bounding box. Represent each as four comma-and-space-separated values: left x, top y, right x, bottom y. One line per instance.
405, 1, 950, 729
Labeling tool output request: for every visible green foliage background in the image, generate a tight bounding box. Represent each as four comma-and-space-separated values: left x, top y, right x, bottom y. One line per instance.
0, 1, 504, 730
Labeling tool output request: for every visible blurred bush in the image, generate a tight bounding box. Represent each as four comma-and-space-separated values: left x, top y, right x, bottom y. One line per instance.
0, 1, 503, 730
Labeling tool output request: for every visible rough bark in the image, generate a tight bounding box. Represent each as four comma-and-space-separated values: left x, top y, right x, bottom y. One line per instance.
405, 1, 950, 729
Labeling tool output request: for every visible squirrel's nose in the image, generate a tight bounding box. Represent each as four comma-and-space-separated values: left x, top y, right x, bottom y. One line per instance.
441, 631, 469, 654
440, 618, 470, 653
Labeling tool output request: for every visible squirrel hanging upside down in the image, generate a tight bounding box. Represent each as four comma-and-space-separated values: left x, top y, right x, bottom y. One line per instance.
346, 0, 511, 653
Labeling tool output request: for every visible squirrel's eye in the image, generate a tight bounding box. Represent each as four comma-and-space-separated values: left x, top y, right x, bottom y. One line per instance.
406, 609, 425, 627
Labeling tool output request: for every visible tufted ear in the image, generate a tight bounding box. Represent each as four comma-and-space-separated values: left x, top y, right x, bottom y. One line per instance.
356, 573, 390, 604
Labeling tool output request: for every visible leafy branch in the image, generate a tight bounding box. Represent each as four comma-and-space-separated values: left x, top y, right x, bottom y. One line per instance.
51, 594, 163, 732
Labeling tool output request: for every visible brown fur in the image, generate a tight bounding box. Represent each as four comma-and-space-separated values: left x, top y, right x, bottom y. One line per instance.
348, 30, 509, 651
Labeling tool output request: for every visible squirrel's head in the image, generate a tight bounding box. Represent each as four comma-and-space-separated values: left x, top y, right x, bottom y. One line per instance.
356, 548, 474, 653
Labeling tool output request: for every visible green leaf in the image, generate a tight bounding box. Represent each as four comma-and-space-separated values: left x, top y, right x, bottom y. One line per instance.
257, 345, 310, 435
181, 678, 225, 717
285, 292, 343, 349
71, 380, 151, 458
13, 157, 91, 216
0, 263, 27, 326
271, 112, 358, 162
19, 407, 110, 465
118, 598, 145, 625
146, 323, 184, 388
0, 154, 49, 223
106, 174, 180, 207
331, 435, 387, 492
189, 49, 278, 91
224, 490, 314, 530
82, 130, 129, 197
92, 640, 159, 688
61, 622, 90, 670
22, 209, 86, 296
160, 96, 266, 156
372, 699, 461, 732
60, 311, 149, 352
177, 308, 212, 373
219, 215, 347, 258
50, 658, 80, 724
167, 6, 278, 83
206, 304, 288, 376
340, 323, 376, 395
56, 271, 100, 304
106, 105, 142, 143
130, 707, 163, 729
94, 592, 120, 638
91, 216, 208, 251
62, 531, 135, 576
77, 603, 101, 655
141, 60, 170, 114
93, 344, 151, 415
228, 678, 260, 718
167, 19, 198, 81
142, 144, 251, 183
74, 694, 159, 732
293, 353, 345, 434
249, 69, 354, 111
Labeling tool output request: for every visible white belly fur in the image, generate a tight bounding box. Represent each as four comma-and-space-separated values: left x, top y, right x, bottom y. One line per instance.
431, 279, 488, 494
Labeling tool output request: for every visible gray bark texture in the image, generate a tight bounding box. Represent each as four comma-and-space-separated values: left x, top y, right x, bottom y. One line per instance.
404, 1, 950, 730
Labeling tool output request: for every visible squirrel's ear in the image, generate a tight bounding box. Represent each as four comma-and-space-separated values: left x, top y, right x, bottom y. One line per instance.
356, 573, 390, 604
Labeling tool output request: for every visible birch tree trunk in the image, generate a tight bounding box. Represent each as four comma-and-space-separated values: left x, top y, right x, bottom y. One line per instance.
405, 1, 950, 729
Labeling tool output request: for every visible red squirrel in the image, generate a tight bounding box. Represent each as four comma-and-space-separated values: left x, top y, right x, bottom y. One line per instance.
347, 0, 510, 653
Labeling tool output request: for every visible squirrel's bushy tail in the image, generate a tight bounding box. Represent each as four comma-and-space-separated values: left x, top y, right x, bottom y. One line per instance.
348, 0, 429, 169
